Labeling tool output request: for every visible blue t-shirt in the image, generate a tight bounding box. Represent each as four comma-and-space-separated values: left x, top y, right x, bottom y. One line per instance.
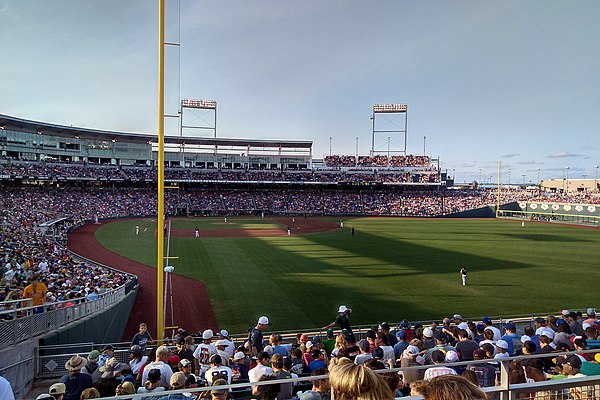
500, 333, 521, 356
308, 359, 327, 372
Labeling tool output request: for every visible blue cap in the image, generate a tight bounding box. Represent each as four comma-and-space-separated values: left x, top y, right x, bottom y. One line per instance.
556, 318, 566, 326
505, 322, 516, 330
482, 317, 492, 324
396, 330, 407, 339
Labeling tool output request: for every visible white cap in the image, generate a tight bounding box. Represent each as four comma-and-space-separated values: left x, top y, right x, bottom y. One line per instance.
540, 328, 555, 339
423, 327, 434, 338
258, 316, 270, 325
453, 314, 462, 320
405, 345, 419, 357
587, 308, 596, 316
233, 351, 245, 360
219, 329, 229, 337
338, 305, 348, 313
202, 329, 214, 340
445, 350, 459, 363
215, 340, 227, 347
264, 345, 274, 355
561, 309, 570, 316
521, 335, 532, 343
496, 340, 509, 350
305, 341, 314, 349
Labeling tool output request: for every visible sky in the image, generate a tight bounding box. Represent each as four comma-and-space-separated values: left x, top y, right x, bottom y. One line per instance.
1, 1, 599, 184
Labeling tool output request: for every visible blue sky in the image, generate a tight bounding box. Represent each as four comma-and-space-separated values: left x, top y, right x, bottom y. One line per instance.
1, 1, 599, 183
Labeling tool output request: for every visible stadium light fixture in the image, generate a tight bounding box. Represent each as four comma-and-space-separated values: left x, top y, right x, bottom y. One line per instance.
181, 98, 217, 109
373, 104, 408, 113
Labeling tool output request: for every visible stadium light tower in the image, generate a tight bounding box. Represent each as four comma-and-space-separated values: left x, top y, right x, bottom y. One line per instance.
537, 167, 541, 185
508, 168, 511, 186
566, 166, 570, 193
371, 104, 407, 156
522, 174, 526, 185
595, 166, 598, 192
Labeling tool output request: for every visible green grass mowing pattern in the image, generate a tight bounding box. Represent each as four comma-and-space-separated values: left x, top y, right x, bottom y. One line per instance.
169, 217, 284, 231
95, 217, 600, 333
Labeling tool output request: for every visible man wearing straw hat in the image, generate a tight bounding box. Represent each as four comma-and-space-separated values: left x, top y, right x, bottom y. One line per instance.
60, 355, 93, 400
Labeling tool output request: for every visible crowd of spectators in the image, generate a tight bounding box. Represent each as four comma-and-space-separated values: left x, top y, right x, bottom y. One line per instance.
0, 189, 132, 320
28, 309, 600, 400
323, 154, 431, 168
1, 160, 442, 184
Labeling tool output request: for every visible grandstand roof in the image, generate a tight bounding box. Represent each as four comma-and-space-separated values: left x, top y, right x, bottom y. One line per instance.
0, 114, 312, 149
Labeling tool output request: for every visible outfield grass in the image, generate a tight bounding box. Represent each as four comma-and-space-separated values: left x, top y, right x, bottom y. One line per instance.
95, 217, 600, 333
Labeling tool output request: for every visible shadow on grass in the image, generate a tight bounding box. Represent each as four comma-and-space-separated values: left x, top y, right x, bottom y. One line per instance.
302, 230, 534, 276
496, 233, 592, 242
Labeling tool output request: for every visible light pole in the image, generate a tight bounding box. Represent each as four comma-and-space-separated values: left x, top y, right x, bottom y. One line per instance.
478, 168, 482, 183
508, 168, 511, 186
565, 166, 570, 193
522, 174, 526, 185
595, 166, 599, 192
537, 167, 541, 185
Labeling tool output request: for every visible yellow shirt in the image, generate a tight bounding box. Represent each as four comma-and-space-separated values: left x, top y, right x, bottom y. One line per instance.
23, 282, 47, 306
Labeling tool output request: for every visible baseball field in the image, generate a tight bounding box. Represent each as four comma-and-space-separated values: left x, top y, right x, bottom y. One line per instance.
92, 217, 600, 334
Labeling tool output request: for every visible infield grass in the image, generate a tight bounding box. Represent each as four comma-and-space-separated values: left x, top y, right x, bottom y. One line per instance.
95, 217, 600, 333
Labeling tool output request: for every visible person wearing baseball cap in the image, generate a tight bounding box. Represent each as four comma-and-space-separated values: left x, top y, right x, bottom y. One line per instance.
323, 305, 353, 334
230, 352, 250, 382
217, 329, 235, 359
193, 329, 216, 377
249, 316, 270, 357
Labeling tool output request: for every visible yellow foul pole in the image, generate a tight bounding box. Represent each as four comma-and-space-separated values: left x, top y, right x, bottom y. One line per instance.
157, 0, 165, 342
496, 161, 501, 217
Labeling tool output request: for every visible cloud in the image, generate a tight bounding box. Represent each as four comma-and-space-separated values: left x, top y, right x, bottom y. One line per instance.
501, 153, 520, 158
517, 160, 542, 165
546, 152, 587, 159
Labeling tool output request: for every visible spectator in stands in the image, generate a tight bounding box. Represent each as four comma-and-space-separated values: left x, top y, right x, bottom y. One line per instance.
248, 352, 273, 396
482, 317, 501, 341
114, 382, 135, 397
323, 305, 352, 334
250, 317, 270, 357
205, 355, 232, 386
467, 349, 497, 387
499, 322, 521, 356
0, 375, 15, 400
417, 375, 488, 400
455, 329, 479, 361
81, 351, 101, 382
329, 358, 394, 399
136, 369, 165, 398
129, 345, 148, 378
95, 357, 125, 397
424, 350, 457, 381
157, 372, 187, 400
141, 345, 174, 389
210, 378, 229, 400
193, 329, 216, 378
60, 355, 93, 400
131, 322, 154, 351
230, 351, 249, 382
269, 353, 293, 399
22, 274, 47, 314
78, 388, 100, 400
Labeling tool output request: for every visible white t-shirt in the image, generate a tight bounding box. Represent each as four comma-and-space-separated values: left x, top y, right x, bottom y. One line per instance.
205, 365, 233, 385
248, 364, 273, 383
354, 353, 373, 366
130, 356, 149, 374
141, 361, 173, 389
193, 343, 216, 373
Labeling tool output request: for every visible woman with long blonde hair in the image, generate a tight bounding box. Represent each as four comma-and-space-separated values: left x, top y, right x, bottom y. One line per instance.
418, 375, 488, 400
328, 358, 394, 400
